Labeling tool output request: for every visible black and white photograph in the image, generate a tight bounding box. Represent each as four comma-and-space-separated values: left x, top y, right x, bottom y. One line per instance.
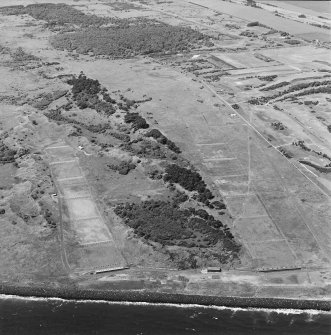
0, 0, 330, 334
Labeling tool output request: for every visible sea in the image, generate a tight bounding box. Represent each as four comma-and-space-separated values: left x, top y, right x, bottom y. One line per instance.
0, 295, 330, 334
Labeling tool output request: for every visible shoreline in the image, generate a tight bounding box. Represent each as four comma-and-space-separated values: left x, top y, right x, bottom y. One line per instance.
0, 284, 330, 312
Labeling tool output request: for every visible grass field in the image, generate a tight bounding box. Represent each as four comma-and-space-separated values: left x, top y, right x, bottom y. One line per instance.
211, 52, 278, 69
71, 218, 111, 244
260, 46, 331, 65
47, 144, 127, 272
189, 0, 330, 41
103, 57, 330, 269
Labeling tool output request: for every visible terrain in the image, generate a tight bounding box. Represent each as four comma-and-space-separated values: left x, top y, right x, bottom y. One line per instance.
0, 0, 330, 305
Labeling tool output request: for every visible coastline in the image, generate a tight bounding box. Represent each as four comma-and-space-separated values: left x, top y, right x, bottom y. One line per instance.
0, 283, 330, 312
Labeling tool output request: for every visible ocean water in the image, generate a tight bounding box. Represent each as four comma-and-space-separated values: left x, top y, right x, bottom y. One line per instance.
0, 295, 330, 335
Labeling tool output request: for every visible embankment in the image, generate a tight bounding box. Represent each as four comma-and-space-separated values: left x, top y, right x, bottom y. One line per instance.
0, 283, 330, 311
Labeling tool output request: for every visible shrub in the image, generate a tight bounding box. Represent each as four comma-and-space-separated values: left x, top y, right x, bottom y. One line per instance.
124, 112, 149, 131
67, 73, 116, 115
114, 199, 238, 261
145, 129, 181, 153
247, 21, 259, 27
0, 141, 17, 164
11, 47, 40, 62
68, 73, 101, 96
163, 164, 214, 204
108, 161, 136, 175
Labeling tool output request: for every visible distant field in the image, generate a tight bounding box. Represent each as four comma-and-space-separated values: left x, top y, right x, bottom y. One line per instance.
259, 46, 331, 65
189, 0, 330, 41
212, 52, 278, 69
280, 1, 330, 13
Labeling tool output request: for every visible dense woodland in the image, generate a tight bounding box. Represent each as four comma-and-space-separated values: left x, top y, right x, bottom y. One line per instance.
114, 199, 239, 268
1, 4, 211, 58
51, 23, 209, 57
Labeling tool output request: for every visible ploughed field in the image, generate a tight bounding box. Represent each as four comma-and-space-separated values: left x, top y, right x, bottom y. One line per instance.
0, 0, 330, 291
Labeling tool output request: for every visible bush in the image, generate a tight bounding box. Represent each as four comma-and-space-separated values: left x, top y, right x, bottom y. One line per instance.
68, 73, 101, 96
247, 21, 259, 27
67, 73, 116, 115
114, 199, 238, 260
11, 47, 40, 62
0, 141, 17, 164
108, 161, 136, 175
163, 164, 214, 204
145, 129, 181, 153
124, 112, 149, 131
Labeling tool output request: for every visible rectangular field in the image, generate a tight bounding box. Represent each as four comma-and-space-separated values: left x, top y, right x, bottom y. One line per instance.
226, 194, 269, 218
203, 158, 246, 177
251, 179, 286, 194
66, 243, 127, 271
58, 180, 91, 199
190, 0, 329, 41
235, 216, 282, 242
66, 197, 99, 220
51, 161, 82, 180
214, 174, 249, 196
260, 46, 331, 65
83, 243, 127, 270
46, 145, 75, 162
258, 194, 321, 261
71, 218, 111, 245
198, 143, 235, 160
211, 52, 278, 69
249, 240, 297, 268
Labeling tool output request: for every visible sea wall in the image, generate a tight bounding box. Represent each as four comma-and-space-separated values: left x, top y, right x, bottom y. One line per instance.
0, 283, 330, 311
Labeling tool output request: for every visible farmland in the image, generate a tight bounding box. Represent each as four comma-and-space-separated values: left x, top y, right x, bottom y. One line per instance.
0, 0, 330, 302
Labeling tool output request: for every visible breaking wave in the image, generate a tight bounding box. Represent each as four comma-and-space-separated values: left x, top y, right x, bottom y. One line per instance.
1, 294, 329, 316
